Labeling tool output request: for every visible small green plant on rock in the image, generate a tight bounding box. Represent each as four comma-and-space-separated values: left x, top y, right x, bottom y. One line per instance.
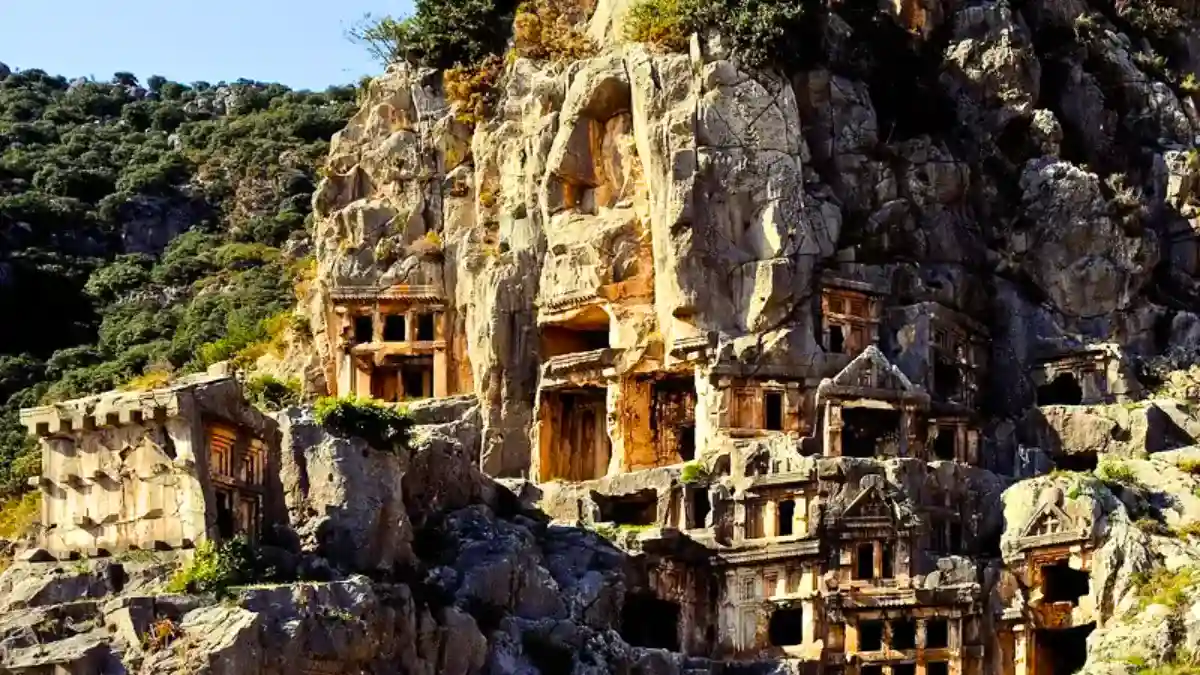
1132, 566, 1198, 610
167, 536, 257, 597
313, 395, 414, 453
1098, 459, 1141, 487
680, 461, 712, 485
624, 0, 694, 52
1136, 517, 1173, 537
244, 375, 302, 412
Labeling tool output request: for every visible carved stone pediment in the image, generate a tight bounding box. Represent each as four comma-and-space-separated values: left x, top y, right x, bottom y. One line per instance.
1014, 487, 1090, 551
832, 347, 917, 392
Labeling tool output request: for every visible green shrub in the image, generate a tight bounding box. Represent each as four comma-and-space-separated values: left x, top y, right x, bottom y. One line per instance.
679, 461, 712, 485
1136, 517, 1172, 537
1132, 566, 1198, 610
624, 0, 694, 51
245, 375, 302, 411
622, 0, 821, 70
166, 536, 259, 597
1178, 458, 1200, 475
1098, 459, 1140, 487
313, 396, 414, 453
0, 491, 41, 540
349, 0, 518, 69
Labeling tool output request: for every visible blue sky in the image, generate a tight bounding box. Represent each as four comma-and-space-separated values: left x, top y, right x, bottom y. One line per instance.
0, 1, 414, 91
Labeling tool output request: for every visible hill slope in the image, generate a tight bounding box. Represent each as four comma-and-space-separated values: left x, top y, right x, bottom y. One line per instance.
0, 65, 357, 493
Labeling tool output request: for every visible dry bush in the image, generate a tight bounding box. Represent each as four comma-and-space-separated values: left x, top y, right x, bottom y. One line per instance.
513, 0, 597, 61
142, 617, 182, 652
444, 54, 504, 126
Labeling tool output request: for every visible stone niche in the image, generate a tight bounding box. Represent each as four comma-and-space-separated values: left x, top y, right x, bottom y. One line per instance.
717, 377, 812, 438
999, 486, 1097, 675
19, 374, 280, 559
885, 302, 988, 410
821, 275, 885, 364
818, 348, 931, 459
330, 285, 460, 402
536, 386, 612, 482
1031, 344, 1139, 406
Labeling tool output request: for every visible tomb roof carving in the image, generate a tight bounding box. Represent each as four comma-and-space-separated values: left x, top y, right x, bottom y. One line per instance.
18, 373, 266, 437
1010, 486, 1091, 553
330, 283, 444, 302
818, 347, 931, 404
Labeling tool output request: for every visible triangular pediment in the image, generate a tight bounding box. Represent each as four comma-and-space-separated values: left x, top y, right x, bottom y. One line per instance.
830, 347, 918, 392
842, 474, 897, 522
1019, 501, 1077, 539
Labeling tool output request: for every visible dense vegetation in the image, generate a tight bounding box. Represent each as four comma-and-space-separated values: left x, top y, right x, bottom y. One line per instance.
0, 66, 357, 497
313, 395, 414, 453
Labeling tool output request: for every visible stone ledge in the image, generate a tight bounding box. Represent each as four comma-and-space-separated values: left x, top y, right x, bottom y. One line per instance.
19, 373, 234, 437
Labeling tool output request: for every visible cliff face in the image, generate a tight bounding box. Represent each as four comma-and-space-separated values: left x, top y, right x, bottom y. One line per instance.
299, 0, 1200, 671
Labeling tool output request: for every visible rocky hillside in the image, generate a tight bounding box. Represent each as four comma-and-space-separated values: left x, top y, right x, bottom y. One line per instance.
0, 67, 357, 494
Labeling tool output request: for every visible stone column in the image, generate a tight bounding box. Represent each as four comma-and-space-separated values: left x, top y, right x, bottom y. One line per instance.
337, 353, 353, 397
824, 403, 842, 457
433, 350, 449, 397
355, 364, 372, 398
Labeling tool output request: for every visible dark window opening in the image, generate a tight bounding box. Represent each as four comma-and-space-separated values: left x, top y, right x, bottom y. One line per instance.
891, 618, 916, 650
829, 325, 846, 354
690, 488, 711, 529
1037, 373, 1083, 406
383, 314, 406, 341
620, 593, 680, 650
892, 664, 916, 675
1041, 559, 1090, 606
927, 664, 949, 675
934, 427, 956, 460
859, 621, 884, 651
395, 359, 433, 399
521, 633, 574, 675
1055, 452, 1098, 472
1035, 624, 1094, 675
926, 619, 949, 649
854, 543, 874, 580
216, 490, 235, 540
768, 608, 805, 646
678, 425, 696, 461
354, 315, 373, 344
595, 489, 657, 526
881, 543, 895, 579
540, 324, 611, 358
861, 667, 883, 675
949, 522, 963, 553
778, 500, 795, 537
934, 357, 962, 401
417, 313, 436, 341
932, 519, 949, 553
842, 408, 902, 458
765, 391, 784, 431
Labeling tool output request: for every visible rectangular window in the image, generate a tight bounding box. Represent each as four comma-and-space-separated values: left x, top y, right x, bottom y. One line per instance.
829, 325, 845, 353
854, 543, 874, 580
927, 664, 949, 675
354, 315, 373, 344
765, 391, 784, 431
383, 314, 406, 341
926, 618, 949, 648
417, 313, 436, 341
777, 500, 795, 537
859, 621, 884, 651
891, 618, 916, 650
892, 664, 916, 675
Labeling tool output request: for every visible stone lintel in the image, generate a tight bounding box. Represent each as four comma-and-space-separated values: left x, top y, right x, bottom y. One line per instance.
17, 376, 233, 437
712, 538, 821, 566
331, 283, 444, 303
541, 348, 622, 384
